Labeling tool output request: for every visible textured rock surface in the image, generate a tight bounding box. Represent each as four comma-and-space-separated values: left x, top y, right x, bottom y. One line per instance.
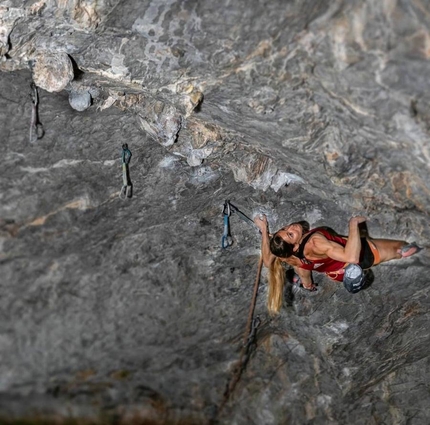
31, 52, 74, 93
1, 1, 430, 424
68, 89, 91, 111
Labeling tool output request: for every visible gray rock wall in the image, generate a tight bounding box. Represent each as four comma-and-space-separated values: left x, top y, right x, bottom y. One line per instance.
1, 1, 430, 424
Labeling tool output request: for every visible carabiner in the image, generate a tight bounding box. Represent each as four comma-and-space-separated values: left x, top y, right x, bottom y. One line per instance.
122, 143, 132, 165
221, 200, 233, 248
119, 144, 133, 200
222, 200, 231, 217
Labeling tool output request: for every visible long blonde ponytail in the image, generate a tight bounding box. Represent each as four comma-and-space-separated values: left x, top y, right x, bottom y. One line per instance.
267, 258, 285, 314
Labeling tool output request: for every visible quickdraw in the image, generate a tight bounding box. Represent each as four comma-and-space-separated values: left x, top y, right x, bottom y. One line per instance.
29, 83, 44, 144
119, 143, 133, 199
221, 201, 233, 249
221, 200, 259, 249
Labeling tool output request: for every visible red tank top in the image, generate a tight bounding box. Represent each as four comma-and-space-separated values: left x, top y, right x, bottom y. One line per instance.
296, 228, 348, 282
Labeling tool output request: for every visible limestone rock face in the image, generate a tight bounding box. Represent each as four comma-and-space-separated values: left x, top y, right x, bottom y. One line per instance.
68, 89, 91, 111
31, 52, 74, 92
1, 1, 430, 424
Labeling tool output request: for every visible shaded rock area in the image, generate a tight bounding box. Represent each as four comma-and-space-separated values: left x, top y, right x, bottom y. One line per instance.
1, 1, 430, 424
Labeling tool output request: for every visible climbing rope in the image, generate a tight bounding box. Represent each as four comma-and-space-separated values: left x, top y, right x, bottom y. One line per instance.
119, 143, 133, 199
220, 255, 264, 411
29, 83, 44, 144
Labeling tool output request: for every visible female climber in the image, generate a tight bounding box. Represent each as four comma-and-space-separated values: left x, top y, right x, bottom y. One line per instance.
254, 215, 423, 314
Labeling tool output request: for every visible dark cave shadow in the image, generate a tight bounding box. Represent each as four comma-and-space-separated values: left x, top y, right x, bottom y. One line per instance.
193, 94, 204, 113
68, 54, 85, 80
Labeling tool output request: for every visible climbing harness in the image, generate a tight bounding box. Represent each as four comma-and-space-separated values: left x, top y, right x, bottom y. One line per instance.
29, 83, 44, 144
221, 200, 259, 248
221, 201, 233, 248
119, 143, 133, 199
221, 255, 264, 410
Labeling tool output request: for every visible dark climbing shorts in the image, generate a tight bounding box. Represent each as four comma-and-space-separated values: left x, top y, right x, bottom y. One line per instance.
359, 238, 375, 270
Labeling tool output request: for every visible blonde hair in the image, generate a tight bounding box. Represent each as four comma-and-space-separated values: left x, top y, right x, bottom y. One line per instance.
267, 258, 285, 314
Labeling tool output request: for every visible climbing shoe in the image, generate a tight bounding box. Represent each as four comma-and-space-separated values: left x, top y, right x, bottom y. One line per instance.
399, 242, 423, 258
